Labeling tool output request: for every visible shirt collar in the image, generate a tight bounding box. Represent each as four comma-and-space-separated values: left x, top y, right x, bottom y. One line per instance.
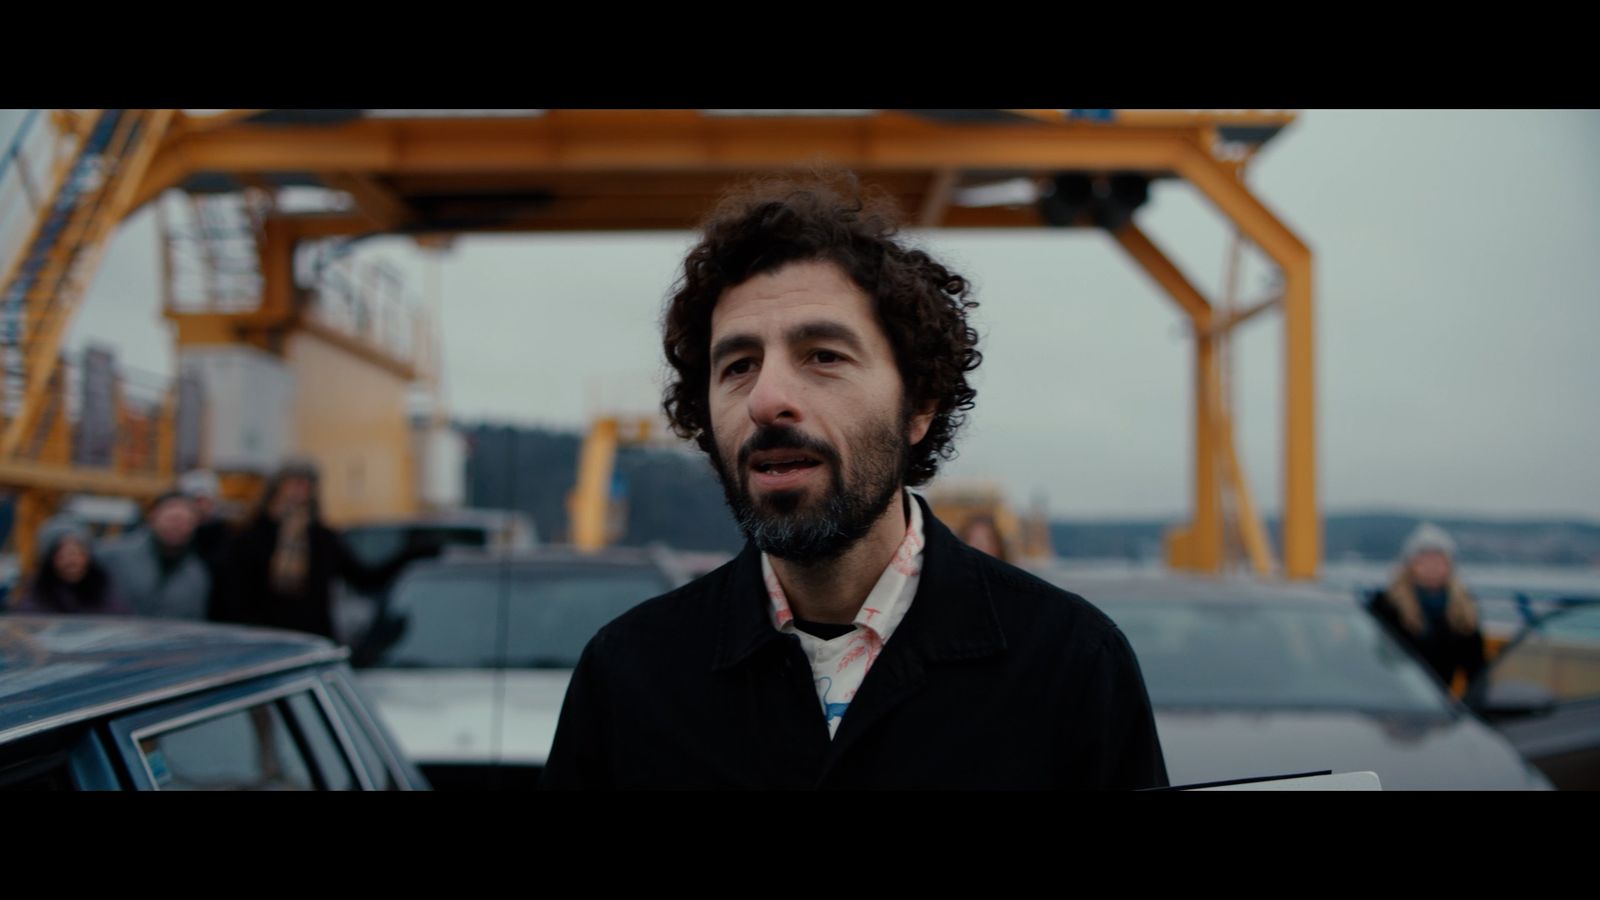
760, 491, 925, 643
711, 492, 1005, 672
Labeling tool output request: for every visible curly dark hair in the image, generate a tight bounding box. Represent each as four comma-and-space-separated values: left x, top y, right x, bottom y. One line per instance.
661, 171, 982, 487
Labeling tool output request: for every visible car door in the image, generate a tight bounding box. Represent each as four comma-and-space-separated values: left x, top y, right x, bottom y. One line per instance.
498, 561, 670, 779
352, 564, 501, 784
319, 667, 428, 790
1469, 601, 1600, 789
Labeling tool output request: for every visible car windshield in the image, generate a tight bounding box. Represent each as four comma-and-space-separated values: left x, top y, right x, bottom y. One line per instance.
1092, 598, 1454, 715
369, 563, 668, 669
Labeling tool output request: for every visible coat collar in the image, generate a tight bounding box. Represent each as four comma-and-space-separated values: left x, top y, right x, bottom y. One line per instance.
710, 492, 1006, 672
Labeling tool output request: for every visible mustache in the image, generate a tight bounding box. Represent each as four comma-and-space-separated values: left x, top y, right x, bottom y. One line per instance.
736, 425, 841, 472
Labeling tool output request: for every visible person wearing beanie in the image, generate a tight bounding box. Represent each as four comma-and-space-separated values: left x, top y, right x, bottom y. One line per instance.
178, 469, 232, 569
9, 518, 129, 615
1367, 522, 1486, 694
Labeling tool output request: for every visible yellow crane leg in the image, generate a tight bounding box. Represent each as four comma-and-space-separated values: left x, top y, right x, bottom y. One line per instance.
1175, 143, 1318, 580
567, 417, 620, 551
1110, 223, 1222, 573
1218, 410, 1277, 576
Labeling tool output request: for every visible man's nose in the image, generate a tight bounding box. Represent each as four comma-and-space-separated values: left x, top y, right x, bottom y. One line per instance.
746, 358, 803, 428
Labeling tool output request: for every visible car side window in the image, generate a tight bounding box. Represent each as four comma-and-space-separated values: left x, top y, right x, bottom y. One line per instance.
322, 679, 398, 790
284, 692, 358, 791
504, 569, 665, 667
137, 701, 315, 791
373, 570, 500, 667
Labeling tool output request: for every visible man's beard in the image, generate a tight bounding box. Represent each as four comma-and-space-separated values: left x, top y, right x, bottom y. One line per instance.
711, 405, 910, 566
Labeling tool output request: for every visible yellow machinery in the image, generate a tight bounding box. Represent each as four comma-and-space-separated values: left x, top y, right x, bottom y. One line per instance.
0, 110, 182, 568
565, 415, 659, 551
0, 109, 1318, 578
0, 110, 440, 575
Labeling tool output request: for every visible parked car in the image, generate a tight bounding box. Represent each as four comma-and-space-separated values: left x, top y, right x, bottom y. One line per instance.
0, 614, 429, 790
340, 509, 539, 567
335, 509, 540, 649
351, 545, 683, 789
1467, 597, 1600, 789
1026, 566, 1552, 790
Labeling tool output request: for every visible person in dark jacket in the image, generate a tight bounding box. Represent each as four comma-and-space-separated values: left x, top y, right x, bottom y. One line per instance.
1368, 522, 1486, 695
213, 460, 436, 641
543, 172, 1167, 789
10, 518, 129, 615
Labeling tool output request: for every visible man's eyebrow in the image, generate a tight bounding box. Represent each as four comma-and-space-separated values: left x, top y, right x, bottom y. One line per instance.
786, 321, 866, 356
710, 333, 762, 368
710, 322, 867, 369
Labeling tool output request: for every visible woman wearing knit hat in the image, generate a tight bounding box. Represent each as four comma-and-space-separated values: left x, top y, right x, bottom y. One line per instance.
9, 517, 130, 615
1367, 522, 1486, 695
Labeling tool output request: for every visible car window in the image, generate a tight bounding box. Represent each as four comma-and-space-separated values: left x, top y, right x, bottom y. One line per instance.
322, 677, 399, 790
374, 572, 500, 668
342, 526, 408, 568
1484, 603, 1600, 704
284, 692, 357, 790
344, 525, 488, 567
137, 701, 315, 791
1096, 600, 1452, 714
503, 569, 666, 668
371, 563, 665, 669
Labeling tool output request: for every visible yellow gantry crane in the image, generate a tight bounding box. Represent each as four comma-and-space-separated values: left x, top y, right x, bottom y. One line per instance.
0, 110, 181, 566
0, 109, 1317, 578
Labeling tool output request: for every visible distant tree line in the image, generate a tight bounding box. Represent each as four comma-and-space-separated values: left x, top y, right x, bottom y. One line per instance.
1050, 513, 1600, 566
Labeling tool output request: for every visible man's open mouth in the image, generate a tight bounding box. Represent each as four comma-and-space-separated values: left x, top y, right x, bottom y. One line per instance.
749, 452, 824, 476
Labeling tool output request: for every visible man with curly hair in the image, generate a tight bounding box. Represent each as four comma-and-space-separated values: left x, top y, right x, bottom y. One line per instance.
543, 173, 1168, 789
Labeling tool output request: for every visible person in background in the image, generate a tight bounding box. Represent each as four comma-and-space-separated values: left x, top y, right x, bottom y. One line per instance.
1368, 522, 1486, 694
98, 490, 211, 621
214, 460, 439, 641
178, 469, 232, 573
10, 518, 129, 615
957, 515, 1009, 562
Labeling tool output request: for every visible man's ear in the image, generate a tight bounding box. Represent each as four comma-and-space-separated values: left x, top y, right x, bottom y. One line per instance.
908, 400, 938, 447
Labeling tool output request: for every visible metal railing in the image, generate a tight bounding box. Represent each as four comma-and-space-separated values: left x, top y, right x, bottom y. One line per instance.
0, 345, 197, 482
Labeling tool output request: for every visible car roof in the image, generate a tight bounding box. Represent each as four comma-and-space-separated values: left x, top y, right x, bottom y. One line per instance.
1023, 564, 1365, 608
0, 615, 345, 745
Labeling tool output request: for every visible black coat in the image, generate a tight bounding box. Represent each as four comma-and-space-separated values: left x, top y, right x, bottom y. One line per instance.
542, 495, 1169, 790
212, 516, 414, 640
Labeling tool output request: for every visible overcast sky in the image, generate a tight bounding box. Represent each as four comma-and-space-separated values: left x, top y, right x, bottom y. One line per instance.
54, 109, 1600, 521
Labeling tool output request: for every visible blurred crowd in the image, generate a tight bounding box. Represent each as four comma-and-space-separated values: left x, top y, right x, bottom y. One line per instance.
1, 461, 438, 643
